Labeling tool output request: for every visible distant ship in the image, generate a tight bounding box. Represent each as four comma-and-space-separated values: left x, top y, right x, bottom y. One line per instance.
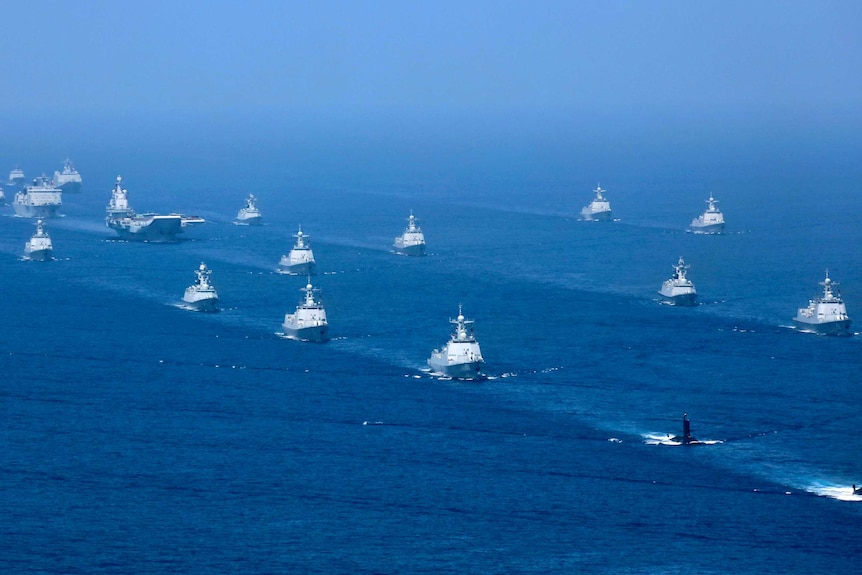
393, 211, 426, 256
6, 166, 25, 189
182, 262, 219, 312
24, 219, 53, 261
793, 271, 851, 336
282, 280, 329, 342
105, 176, 202, 242
278, 227, 316, 274
427, 305, 485, 379
235, 194, 262, 225
580, 184, 613, 221
689, 195, 725, 234
13, 175, 62, 218
53, 159, 82, 193
659, 257, 697, 306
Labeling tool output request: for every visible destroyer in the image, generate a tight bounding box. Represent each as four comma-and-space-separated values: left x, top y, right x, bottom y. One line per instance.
278, 226, 316, 274
580, 184, 613, 221
105, 176, 201, 242
182, 262, 219, 312
13, 175, 62, 218
281, 280, 329, 342
659, 257, 697, 306
427, 305, 485, 379
690, 195, 725, 234
53, 159, 82, 193
24, 219, 53, 261
393, 211, 426, 255
235, 194, 262, 225
793, 271, 851, 336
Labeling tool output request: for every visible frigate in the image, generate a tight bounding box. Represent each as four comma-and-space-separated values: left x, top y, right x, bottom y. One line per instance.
689, 195, 725, 234
278, 227, 316, 274
182, 262, 219, 312
282, 280, 329, 342
659, 257, 697, 306
393, 211, 426, 255
24, 219, 54, 261
53, 159, 82, 193
580, 184, 613, 221
793, 271, 851, 336
235, 194, 263, 225
427, 305, 485, 379
13, 176, 63, 218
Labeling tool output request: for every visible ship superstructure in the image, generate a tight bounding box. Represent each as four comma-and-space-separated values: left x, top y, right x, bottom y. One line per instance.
690, 195, 725, 234
13, 175, 63, 218
24, 219, 54, 261
235, 194, 262, 225
580, 184, 613, 221
182, 262, 219, 312
659, 257, 697, 306
793, 271, 852, 336
393, 211, 426, 255
53, 159, 82, 193
427, 305, 485, 379
278, 226, 316, 275
281, 280, 329, 342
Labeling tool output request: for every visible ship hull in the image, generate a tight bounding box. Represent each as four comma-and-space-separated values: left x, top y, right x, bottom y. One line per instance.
14, 203, 61, 218
427, 358, 484, 379
792, 318, 852, 336
689, 223, 725, 234
394, 243, 426, 256
58, 181, 82, 194
235, 216, 263, 226
25, 248, 53, 261
108, 216, 184, 242
659, 292, 698, 306
282, 324, 329, 342
183, 296, 219, 312
279, 261, 316, 275
581, 210, 613, 221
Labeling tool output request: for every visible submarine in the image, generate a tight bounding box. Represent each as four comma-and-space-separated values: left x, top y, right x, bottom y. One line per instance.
670, 413, 701, 445
853, 484, 862, 496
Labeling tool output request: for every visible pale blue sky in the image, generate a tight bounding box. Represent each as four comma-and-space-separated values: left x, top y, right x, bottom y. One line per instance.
2, 1, 859, 120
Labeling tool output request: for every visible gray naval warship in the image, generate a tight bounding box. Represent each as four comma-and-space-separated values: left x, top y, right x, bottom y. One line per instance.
659, 257, 697, 306
393, 211, 426, 256
282, 280, 329, 342
580, 184, 613, 221
427, 305, 485, 379
106, 176, 204, 242
24, 219, 54, 261
278, 226, 316, 274
235, 194, 262, 225
793, 271, 852, 336
13, 175, 63, 218
182, 262, 219, 312
689, 194, 725, 234
53, 159, 83, 193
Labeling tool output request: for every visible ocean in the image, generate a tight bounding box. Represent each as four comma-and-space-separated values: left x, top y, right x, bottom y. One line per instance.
2, 120, 861, 573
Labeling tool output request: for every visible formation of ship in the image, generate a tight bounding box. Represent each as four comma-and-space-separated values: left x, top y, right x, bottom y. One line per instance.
182, 262, 219, 312
393, 211, 426, 255
282, 280, 329, 342
24, 219, 53, 261
658, 257, 697, 306
278, 227, 316, 274
235, 194, 263, 225
427, 306, 485, 379
105, 176, 203, 242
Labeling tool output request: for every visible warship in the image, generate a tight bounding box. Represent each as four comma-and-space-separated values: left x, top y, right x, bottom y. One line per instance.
182, 262, 219, 312
53, 159, 82, 193
793, 271, 852, 336
393, 211, 426, 255
235, 194, 262, 225
105, 176, 202, 242
24, 219, 53, 261
659, 257, 697, 306
427, 305, 485, 379
281, 280, 329, 342
6, 166, 25, 189
13, 175, 62, 218
580, 184, 613, 221
278, 227, 316, 274
689, 195, 725, 234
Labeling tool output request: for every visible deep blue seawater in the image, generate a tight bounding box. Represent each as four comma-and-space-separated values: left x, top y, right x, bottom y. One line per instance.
2, 135, 862, 573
